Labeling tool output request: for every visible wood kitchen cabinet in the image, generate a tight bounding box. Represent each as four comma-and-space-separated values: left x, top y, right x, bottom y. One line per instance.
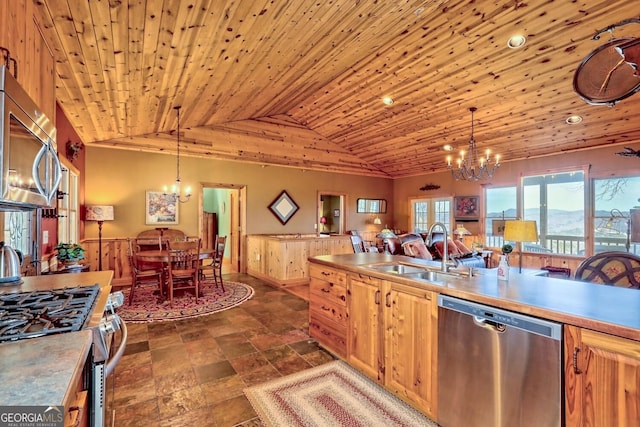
564, 324, 640, 427
347, 273, 438, 418
0, 1, 56, 120
347, 273, 382, 380
308, 264, 348, 358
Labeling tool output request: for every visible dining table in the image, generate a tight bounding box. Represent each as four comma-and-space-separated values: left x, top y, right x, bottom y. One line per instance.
135, 248, 216, 299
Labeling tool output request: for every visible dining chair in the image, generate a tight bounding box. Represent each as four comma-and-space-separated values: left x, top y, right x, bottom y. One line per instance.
350, 234, 378, 253
574, 251, 640, 288
210, 236, 227, 292
168, 238, 200, 251
136, 237, 169, 251
126, 238, 164, 305
166, 240, 201, 306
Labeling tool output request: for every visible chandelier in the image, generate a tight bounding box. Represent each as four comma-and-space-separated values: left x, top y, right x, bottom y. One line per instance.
447, 107, 500, 181
163, 106, 191, 203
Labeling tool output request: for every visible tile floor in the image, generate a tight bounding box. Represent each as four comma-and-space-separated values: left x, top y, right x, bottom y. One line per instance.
112, 273, 333, 426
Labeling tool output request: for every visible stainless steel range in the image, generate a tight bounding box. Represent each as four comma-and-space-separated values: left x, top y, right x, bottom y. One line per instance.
0, 285, 100, 340
0, 284, 127, 427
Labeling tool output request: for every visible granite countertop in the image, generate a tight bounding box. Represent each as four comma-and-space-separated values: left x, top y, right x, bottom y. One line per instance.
310, 253, 640, 341
0, 330, 93, 406
0, 271, 115, 406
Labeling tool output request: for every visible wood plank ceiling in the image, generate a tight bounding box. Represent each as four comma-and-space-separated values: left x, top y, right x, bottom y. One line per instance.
35, 0, 640, 178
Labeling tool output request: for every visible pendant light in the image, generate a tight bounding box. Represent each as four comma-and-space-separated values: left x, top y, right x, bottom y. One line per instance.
163, 106, 191, 203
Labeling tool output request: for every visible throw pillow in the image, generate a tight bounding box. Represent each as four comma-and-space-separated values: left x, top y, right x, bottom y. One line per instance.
403, 241, 432, 260
433, 240, 461, 259
453, 240, 473, 256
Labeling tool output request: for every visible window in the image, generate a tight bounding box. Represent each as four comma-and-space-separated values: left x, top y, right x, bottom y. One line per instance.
523, 171, 585, 255
410, 197, 451, 233
58, 162, 79, 243
485, 186, 517, 248
593, 176, 640, 255
3, 211, 34, 257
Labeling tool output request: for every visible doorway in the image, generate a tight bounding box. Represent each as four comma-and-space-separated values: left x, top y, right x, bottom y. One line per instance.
200, 183, 246, 273
318, 192, 346, 235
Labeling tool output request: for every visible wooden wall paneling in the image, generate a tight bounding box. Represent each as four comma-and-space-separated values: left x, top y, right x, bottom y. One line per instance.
81, 238, 131, 286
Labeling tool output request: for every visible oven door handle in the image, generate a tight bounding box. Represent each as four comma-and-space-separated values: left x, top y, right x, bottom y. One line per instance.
105, 318, 128, 377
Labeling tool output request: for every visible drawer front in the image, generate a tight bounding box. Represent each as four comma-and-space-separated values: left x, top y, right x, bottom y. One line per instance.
309, 265, 346, 286
309, 293, 349, 325
310, 277, 347, 306
309, 317, 347, 358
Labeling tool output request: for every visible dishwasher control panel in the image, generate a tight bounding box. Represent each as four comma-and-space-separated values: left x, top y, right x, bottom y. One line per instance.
438, 294, 562, 340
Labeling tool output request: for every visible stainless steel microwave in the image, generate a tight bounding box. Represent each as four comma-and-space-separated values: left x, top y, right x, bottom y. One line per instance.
0, 65, 61, 209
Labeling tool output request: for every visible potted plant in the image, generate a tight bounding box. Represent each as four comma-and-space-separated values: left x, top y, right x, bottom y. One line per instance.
501, 243, 513, 265
55, 243, 85, 266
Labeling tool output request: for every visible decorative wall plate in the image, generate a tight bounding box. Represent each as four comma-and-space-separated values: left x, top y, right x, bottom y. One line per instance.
269, 190, 299, 225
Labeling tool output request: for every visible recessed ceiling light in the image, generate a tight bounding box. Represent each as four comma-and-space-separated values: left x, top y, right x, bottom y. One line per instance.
382, 96, 394, 105
566, 115, 583, 125
507, 35, 526, 49
443, 144, 453, 151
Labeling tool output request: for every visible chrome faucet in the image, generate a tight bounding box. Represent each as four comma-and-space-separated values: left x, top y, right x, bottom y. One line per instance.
427, 222, 449, 272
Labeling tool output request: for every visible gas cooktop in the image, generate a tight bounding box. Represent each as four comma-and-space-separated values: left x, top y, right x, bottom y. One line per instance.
0, 285, 100, 342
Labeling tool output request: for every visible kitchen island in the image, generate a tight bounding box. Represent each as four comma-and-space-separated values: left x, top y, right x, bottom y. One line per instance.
246, 233, 352, 287
308, 253, 640, 426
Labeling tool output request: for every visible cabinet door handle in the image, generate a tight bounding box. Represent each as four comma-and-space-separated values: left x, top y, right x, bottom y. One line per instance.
572, 347, 582, 374
385, 292, 391, 307
374, 290, 380, 305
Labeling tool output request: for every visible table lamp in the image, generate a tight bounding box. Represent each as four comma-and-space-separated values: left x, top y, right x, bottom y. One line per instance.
86, 205, 115, 271
504, 220, 538, 273
453, 225, 471, 242
376, 228, 397, 254
320, 216, 327, 232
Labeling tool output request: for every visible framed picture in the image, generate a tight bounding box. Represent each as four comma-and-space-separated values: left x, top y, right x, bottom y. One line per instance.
492, 219, 506, 236
454, 196, 480, 221
269, 190, 299, 225
145, 191, 179, 225
333, 209, 340, 217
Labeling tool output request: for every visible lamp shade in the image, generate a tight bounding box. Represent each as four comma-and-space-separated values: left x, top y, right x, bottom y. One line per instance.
376, 229, 397, 239
504, 220, 537, 242
86, 205, 114, 221
453, 225, 471, 236
373, 216, 382, 225
320, 216, 327, 224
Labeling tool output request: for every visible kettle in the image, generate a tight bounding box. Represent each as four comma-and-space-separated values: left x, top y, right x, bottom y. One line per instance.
0, 241, 22, 284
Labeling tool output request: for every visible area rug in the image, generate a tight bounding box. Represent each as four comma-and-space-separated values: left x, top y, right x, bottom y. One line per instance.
116, 279, 254, 323
244, 360, 439, 427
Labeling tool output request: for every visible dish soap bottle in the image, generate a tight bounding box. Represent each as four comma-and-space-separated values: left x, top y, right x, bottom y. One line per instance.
497, 254, 509, 281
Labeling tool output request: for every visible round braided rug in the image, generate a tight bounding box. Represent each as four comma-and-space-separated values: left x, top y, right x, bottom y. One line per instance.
116, 279, 254, 323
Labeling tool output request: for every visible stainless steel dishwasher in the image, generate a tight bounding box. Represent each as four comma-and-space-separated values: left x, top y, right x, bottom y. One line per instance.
437, 295, 562, 427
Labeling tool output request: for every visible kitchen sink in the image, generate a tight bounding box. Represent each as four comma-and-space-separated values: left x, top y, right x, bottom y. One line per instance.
362, 262, 473, 282
362, 263, 427, 275
402, 269, 468, 283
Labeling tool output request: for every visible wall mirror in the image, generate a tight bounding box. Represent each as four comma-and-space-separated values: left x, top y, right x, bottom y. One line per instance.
357, 198, 387, 214
318, 192, 346, 235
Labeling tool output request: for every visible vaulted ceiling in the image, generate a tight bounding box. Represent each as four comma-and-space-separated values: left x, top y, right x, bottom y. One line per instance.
35, 0, 640, 178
